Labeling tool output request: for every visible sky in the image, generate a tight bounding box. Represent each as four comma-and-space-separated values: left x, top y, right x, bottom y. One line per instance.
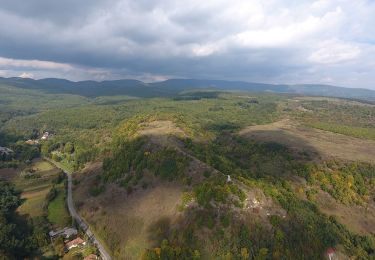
0, 0, 374, 89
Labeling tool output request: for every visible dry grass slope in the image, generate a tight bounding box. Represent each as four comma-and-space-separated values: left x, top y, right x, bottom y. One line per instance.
239, 119, 375, 163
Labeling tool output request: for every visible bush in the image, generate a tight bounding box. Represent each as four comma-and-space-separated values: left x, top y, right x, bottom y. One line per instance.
89, 185, 105, 197
45, 186, 57, 202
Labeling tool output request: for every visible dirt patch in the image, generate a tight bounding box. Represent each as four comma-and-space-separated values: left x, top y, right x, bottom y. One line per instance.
240, 187, 286, 227
139, 120, 185, 136
0, 168, 19, 180
239, 119, 375, 163
138, 120, 187, 148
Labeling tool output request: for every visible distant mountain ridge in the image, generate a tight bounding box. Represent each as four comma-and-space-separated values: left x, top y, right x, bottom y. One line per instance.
1, 77, 374, 101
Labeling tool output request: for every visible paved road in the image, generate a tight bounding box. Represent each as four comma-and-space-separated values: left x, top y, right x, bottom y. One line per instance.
66, 173, 112, 260
45, 158, 112, 260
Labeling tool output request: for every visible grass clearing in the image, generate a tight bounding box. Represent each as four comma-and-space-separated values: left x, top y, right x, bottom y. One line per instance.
14, 159, 62, 218
305, 121, 375, 141
314, 189, 375, 236
48, 185, 71, 228
33, 160, 55, 171
239, 119, 375, 163
18, 188, 50, 217
74, 166, 183, 259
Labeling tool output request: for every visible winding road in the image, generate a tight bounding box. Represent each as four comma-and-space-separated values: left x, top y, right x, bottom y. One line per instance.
45, 158, 112, 260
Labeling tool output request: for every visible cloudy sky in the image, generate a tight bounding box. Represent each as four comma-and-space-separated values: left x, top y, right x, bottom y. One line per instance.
0, 0, 374, 89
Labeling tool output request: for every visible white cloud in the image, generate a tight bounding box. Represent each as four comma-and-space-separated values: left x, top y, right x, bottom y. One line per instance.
18, 72, 34, 78
0, 57, 73, 70
0, 70, 7, 77
309, 39, 361, 64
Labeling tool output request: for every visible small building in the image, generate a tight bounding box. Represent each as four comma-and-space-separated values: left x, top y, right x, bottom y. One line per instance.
84, 254, 98, 260
65, 237, 86, 250
326, 247, 336, 260
0, 146, 13, 155
25, 139, 39, 145
0, 146, 14, 160
41, 132, 50, 140
49, 227, 78, 239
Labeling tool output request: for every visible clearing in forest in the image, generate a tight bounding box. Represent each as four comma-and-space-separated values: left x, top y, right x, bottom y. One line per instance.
239, 119, 375, 163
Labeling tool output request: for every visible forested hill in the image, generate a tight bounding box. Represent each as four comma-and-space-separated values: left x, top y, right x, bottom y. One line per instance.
1, 77, 375, 101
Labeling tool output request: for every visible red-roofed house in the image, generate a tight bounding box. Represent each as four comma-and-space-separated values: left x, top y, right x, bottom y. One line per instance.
83, 254, 98, 260
326, 247, 336, 260
65, 237, 86, 250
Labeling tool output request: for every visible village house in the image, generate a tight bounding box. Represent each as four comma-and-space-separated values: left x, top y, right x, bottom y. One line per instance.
25, 139, 39, 145
65, 237, 86, 250
83, 254, 98, 260
41, 132, 50, 140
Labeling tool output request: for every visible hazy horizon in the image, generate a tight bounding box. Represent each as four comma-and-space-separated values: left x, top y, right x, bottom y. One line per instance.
2, 75, 375, 92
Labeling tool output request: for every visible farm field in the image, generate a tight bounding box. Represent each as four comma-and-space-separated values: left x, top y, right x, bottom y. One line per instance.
4, 158, 70, 227
13, 159, 62, 218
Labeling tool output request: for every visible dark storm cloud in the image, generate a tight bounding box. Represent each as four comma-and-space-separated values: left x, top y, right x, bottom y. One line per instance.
0, 0, 113, 24
0, 0, 374, 88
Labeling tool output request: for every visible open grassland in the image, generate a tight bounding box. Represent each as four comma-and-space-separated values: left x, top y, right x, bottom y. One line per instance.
18, 188, 51, 217
288, 98, 375, 141
305, 121, 375, 141
73, 163, 184, 259
315, 189, 375, 235
239, 119, 375, 163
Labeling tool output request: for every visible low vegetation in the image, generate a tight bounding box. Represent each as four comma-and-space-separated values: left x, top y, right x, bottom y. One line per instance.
292, 99, 375, 140
47, 185, 71, 228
